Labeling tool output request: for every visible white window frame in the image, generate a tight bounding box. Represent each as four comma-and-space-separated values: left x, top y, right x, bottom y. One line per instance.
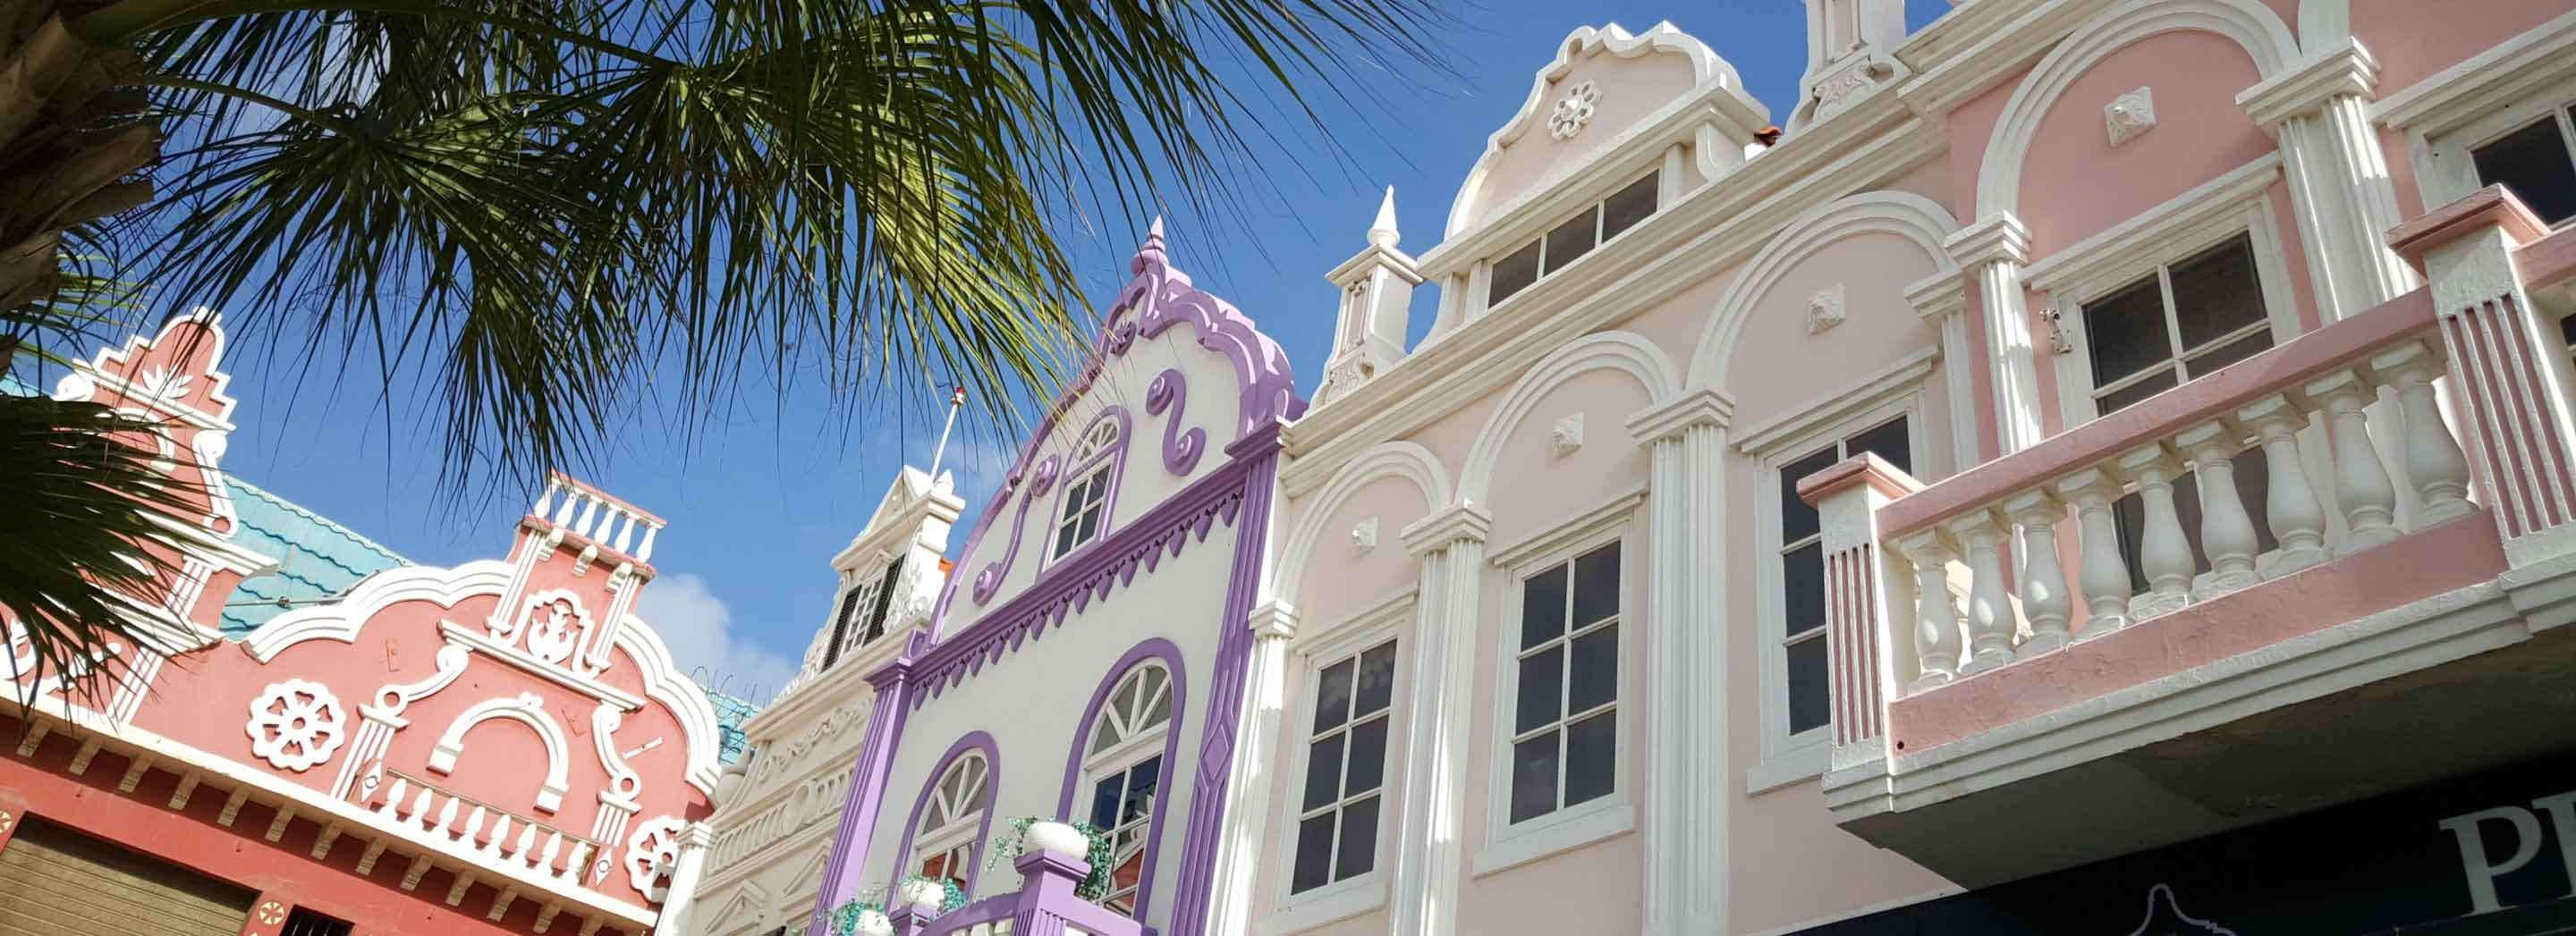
2418, 81, 2576, 228
911, 752, 990, 889
1080, 662, 1174, 917
1475, 495, 1637, 877
1263, 590, 1413, 934
1479, 171, 1662, 312
1747, 392, 1925, 795
1049, 459, 1117, 562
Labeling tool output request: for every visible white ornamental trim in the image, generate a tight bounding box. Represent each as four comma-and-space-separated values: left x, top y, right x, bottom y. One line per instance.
626, 815, 688, 902
246, 679, 346, 772
1547, 80, 1601, 140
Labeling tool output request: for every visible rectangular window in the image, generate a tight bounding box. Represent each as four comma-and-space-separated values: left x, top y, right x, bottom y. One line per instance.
1052, 465, 1113, 560
1506, 542, 1620, 825
1291, 640, 1398, 894
818, 584, 865, 671
860, 556, 907, 645
1484, 172, 1660, 308
282, 908, 356, 936
2082, 233, 2282, 588
2471, 109, 2576, 226
1775, 417, 1911, 739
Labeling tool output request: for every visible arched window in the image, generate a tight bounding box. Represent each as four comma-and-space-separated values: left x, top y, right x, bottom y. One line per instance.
1049, 413, 1124, 561
1080, 662, 1174, 916
911, 751, 991, 890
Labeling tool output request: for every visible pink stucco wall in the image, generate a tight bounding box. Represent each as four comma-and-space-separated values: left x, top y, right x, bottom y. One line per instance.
2014, 30, 2275, 253
2357, 0, 2566, 98
1462, 44, 1699, 233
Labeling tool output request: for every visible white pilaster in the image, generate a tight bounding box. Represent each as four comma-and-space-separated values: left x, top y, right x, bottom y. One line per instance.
1203, 601, 1298, 936
2240, 41, 2418, 321
1945, 215, 2045, 455
1386, 502, 1494, 936
1906, 269, 1983, 468
1625, 389, 1734, 936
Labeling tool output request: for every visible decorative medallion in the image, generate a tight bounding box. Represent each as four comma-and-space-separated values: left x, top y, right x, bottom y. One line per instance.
1351, 516, 1379, 553
246, 679, 346, 772
1551, 412, 1586, 457
627, 815, 690, 901
1548, 80, 1602, 140
0, 810, 14, 833
519, 588, 593, 665
2106, 87, 2157, 148
254, 901, 288, 927
1809, 282, 1848, 333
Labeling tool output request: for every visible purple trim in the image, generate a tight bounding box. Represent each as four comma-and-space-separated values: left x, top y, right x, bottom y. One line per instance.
1145, 369, 1205, 476
889, 730, 1005, 900
809, 654, 920, 935
1165, 424, 1283, 936
970, 455, 1063, 606
1036, 407, 1135, 578
1054, 638, 1188, 918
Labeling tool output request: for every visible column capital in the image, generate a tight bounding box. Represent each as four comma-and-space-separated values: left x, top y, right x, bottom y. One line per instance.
681, 822, 717, 849
1400, 502, 1493, 556
1903, 267, 1970, 322
2238, 40, 2380, 128
1944, 213, 2031, 267
1246, 600, 1299, 641
1624, 388, 1735, 444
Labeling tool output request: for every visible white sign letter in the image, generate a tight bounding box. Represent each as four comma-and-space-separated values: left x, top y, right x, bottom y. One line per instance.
2440, 805, 2545, 914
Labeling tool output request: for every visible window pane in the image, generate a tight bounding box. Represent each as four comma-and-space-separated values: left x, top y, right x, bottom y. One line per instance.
1303, 734, 1346, 811
1314, 659, 1356, 733
1787, 636, 1831, 735
1521, 565, 1568, 649
1091, 774, 1124, 829
1355, 643, 1398, 716
1345, 718, 1389, 794
1783, 543, 1826, 637
1569, 624, 1618, 714
1601, 173, 1659, 241
1564, 712, 1616, 807
1780, 447, 1839, 545
1490, 240, 1542, 306
2182, 330, 2273, 380
2097, 367, 2178, 416
2171, 235, 2267, 350
1509, 731, 1561, 823
2084, 275, 2172, 387
1076, 507, 1101, 543
1121, 755, 1160, 825
2474, 118, 2576, 226
1291, 815, 1335, 893
1515, 646, 1564, 735
1054, 523, 1081, 561
1844, 417, 1912, 476
1542, 212, 1598, 275
1572, 543, 1621, 627
1335, 797, 1381, 881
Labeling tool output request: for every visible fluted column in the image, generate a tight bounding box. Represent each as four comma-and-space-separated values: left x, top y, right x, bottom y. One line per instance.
1945, 215, 2045, 455
2241, 40, 2416, 321
1908, 270, 1984, 468
1387, 502, 1493, 936
1201, 602, 1298, 936
1626, 389, 1733, 936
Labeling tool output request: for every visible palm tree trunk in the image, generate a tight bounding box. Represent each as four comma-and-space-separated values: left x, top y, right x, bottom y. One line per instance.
1, 4, 156, 311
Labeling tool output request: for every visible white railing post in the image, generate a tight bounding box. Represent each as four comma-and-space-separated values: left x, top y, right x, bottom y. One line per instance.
2370, 341, 2476, 526
1944, 510, 2017, 674
2004, 490, 2072, 654
2239, 394, 2330, 575
2307, 368, 2402, 553
2177, 419, 2259, 598
2116, 443, 2193, 620
2055, 467, 2131, 639
1798, 456, 1923, 763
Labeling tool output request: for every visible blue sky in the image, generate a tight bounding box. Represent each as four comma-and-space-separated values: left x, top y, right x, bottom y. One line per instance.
201, 0, 1946, 703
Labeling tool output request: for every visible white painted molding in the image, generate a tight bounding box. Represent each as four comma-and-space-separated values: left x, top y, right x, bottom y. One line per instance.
1975, 0, 2298, 218
1548, 80, 1603, 140
244, 679, 346, 772
2236, 40, 2377, 128
428, 692, 572, 814
244, 561, 516, 662
2021, 152, 2284, 299
594, 703, 644, 809
1486, 485, 1648, 569
1275, 441, 1452, 607
1690, 190, 1961, 391
441, 622, 648, 711
1732, 346, 1943, 456
1460, 331, 1680, 503
612, 618, 728, 797
2372, 8, 2576, 133
361, 643, 473, 725
2105, 86, 2157, 147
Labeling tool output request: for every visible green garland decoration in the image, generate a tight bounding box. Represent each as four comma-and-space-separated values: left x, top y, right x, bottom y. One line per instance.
1000, 817, 1116, 902
827, 899, 881, 936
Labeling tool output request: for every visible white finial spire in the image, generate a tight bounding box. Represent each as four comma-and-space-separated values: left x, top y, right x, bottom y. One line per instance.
1368, 187, 1399, 249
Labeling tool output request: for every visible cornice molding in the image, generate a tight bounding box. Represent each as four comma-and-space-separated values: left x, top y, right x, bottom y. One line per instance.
1945, 213, 2033, 268
2238, 40, 2380, 128
1399, 502, 1495, 556
1905, 268, 1971, 321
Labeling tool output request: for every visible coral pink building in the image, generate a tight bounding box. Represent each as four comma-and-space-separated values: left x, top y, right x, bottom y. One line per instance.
2, 312, 740, 936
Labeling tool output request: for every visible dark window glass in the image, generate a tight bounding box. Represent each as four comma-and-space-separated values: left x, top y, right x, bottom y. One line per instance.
1291, 816, 1335, 892
1569, 625, 1618, 714
1355, 643, 1397, 716
1564, 712, 1616, 807
2474, 117, 2576, 226
1345, 719, 1388, 794
1787, 637, 1830, 735
2185, 331, 2273, 378
1515, 647, 1563, 735
861, 556, 906, 645
1601, 173, 1660, 241
1490, 240, 1542, 306
1779, 447, 1839, 545
283, 908, 356, 936
1783, 543, 1826, 637
1091, 774, 1123, 829
1843, 418, 1912, 476
1509, 732, 1560, 823
1571, 543, 1621, 628
1303, 734, 1344, 811
1520, 565, 1567, 649
1121, 757, 1159, 825
2097, 367, 2179, 416
819, 586, 863, 671
2169, 235, 2267, 350
1335, 797, 1380, 879
1543, 213, 1598, 275
1313, 658, 1355, 733
2085, 276, 2172, 386
2561, 311, 2576, 351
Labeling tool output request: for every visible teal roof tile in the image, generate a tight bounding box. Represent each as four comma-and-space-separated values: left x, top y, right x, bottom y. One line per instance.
702, 688, 760, 765
219, 477, 409, 636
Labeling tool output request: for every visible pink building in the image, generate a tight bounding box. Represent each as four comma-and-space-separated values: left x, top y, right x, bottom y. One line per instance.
2, 312, 740, 936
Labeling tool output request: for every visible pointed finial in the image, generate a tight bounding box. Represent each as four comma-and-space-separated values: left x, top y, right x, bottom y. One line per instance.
1133, 216, 1170, 273
1368, 187, 1399, 249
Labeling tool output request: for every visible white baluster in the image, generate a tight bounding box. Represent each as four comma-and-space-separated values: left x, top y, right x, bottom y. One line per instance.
2055, 468, 2132, 638
2117, 443, 2193, 620
515, 823, 539, 865
2307, 368, 2401, 552
2371, 342, 2476, 526
614, 512, 638, 552
408, 787, 435, 824
462, 804, 489, 845
562, 841, 594, 885
2239, 394, 2328, 575
377, 777, 410, 818
637, 523, 660, 563
2004, 490, 2072, 655
484, 814, 510, 856
552, 489, 581, 526
539, 831, 564, 874
1945, 510, 2017, 674
572, 494, 600, 539
2178, 419, 2258, 598
1896, 530, 1962, 689
531, 479, 559, 520
435, 796, 461, 836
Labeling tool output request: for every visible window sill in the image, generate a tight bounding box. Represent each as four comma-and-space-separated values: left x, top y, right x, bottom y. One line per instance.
1262, 875, 1385, 934
1745, 741, 1830, 795
1470, 796, 1634, 878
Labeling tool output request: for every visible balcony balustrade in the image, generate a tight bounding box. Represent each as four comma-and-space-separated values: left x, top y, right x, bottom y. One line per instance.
1798, 189, 2576, 886
366, 768, 606, 889
857, 822, 1142, 936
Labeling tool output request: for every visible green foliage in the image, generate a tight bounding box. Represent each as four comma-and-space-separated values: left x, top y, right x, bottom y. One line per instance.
827, 898, 880, 935
1000, 815, 1114, 902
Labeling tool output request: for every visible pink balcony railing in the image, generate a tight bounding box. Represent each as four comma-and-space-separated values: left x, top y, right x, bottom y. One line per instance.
1801, 188, 2576, 767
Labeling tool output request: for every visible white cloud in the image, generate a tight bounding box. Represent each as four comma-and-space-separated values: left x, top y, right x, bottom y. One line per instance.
633, 573, 801, 704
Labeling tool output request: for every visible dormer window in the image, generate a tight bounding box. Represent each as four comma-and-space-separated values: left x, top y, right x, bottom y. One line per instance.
818, 555, 907, 672
1051, 415, 1123, 561
1486, 172, 1660, 308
